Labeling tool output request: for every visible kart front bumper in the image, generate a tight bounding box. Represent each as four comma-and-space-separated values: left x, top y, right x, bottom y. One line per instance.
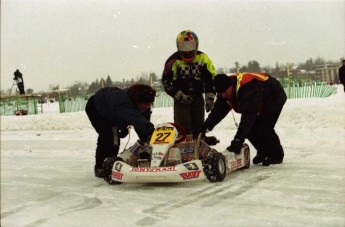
111, 160, 206, 183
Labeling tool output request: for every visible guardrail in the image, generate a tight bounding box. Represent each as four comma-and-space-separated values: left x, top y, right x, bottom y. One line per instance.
0, 96, 39, 116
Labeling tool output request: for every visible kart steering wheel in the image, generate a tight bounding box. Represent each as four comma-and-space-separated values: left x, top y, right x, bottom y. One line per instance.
168, 122, 187, 144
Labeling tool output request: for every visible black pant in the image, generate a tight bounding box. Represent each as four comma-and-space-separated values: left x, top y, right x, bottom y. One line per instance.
85, 96, 119, 169
246, 102, 285, 161
174, 95, 205, 136
17, 82, 25, 95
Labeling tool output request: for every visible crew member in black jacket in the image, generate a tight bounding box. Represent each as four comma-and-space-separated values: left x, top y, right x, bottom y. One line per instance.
85, 84, 156, 177
201, 73, 287, 166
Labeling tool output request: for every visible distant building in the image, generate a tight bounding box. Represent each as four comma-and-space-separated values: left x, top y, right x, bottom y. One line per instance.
313, 64, 339, 83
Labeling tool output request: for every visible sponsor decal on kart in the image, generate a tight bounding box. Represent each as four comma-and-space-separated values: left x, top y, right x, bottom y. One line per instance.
152, 155, 163, 160
198, 141, 212, 158
112, 171, 124, 180
230, 159, 242, 170
130, 166, 177, 172
181, 157, 194, 163
180, 170, 201, 180
183, 162, 199, 171
115, 162, 123, 172
180, 146, 194, 154
152, 151, 165, 159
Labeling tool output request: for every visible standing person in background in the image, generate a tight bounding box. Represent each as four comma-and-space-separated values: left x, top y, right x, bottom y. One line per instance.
13, 69, 25, 95
339, 59, 345, 92
162, 30, 217, 136
85, 84, 156, 178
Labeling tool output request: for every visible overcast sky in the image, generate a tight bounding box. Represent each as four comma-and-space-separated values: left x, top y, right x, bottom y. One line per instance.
1, 0, 344, 92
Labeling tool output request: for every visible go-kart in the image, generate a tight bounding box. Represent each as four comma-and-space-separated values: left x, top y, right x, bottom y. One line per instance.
102, 122, 250, 184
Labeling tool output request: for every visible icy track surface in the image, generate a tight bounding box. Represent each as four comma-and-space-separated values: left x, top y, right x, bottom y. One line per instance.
1, 86, 345, 227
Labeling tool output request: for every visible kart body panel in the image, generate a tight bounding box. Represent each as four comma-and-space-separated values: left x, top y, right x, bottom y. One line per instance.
109, 123, 250, 184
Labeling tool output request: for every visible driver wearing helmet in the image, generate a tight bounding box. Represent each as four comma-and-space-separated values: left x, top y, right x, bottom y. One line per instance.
162, 30, 217, 136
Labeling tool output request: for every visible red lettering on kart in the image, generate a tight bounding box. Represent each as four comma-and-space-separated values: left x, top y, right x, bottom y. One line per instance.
230, 159, 242, 169
180, 170, 201, 180
130, 166, 177, 172
112, 171, 123, 180
182, 157, 193, 162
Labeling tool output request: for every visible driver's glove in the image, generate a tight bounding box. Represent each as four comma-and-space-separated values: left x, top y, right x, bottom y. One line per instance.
205, 92, 215, 112
174, 90, 193, 105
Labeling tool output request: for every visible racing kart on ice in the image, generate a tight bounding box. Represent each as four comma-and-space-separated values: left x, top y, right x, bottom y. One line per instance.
102, 122, 250, 184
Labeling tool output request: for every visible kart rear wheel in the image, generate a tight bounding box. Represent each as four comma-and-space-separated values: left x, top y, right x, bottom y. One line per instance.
203, 152, 226, 182
242, 143, 250, 169
102, 157, 123, 184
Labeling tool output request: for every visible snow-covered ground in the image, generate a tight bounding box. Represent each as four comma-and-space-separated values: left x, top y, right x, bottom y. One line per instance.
1, 85, 345, 227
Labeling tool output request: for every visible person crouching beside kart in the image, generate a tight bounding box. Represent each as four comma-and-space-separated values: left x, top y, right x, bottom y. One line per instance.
85, 84, 156, 178
200, 73, 287, 166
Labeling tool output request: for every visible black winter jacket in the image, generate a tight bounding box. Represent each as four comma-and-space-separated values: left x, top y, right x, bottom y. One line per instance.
204, 73, 287, 142
93, 87, 154, 142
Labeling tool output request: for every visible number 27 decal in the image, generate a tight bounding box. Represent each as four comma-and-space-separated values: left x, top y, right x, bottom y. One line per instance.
150, 129, 175, 144
155, 133, 171, 142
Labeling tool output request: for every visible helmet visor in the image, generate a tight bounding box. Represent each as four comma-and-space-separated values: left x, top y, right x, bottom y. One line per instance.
178, 41, 197, 52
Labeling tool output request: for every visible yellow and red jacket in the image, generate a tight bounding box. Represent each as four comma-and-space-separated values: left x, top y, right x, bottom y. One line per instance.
228, 72, 269, 113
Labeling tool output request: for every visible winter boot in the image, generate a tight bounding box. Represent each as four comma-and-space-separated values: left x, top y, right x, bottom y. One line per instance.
263, 156, 283, 166
253, 153, 267, 164
263, 151, 284, 166
94, 165, 104, 178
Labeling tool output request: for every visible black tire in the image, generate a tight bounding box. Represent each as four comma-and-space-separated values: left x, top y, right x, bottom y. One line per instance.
203, 152, 227, 182
242, 143, 250, 169
102, 157, 123, 184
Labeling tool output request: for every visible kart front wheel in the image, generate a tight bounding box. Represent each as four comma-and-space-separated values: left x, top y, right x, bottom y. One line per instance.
203, 152, 226, 182
102, 157, 123, 184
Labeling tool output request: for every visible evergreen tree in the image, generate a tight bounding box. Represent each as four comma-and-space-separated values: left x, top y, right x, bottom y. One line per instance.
247, 60, 261, 72
88, 79, 100, 94
105, 75, 113, 87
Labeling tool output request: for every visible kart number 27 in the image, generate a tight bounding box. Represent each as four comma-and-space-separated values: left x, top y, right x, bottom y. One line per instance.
150, 129, 175, 144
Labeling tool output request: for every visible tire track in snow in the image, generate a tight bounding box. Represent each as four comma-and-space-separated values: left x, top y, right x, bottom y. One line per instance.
136, 167, 274, 226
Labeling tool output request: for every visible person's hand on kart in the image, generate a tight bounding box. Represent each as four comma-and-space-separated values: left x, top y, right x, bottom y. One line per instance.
129, 140, 151, 156
199, 136, 218, 146
226, 139, 243, 154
